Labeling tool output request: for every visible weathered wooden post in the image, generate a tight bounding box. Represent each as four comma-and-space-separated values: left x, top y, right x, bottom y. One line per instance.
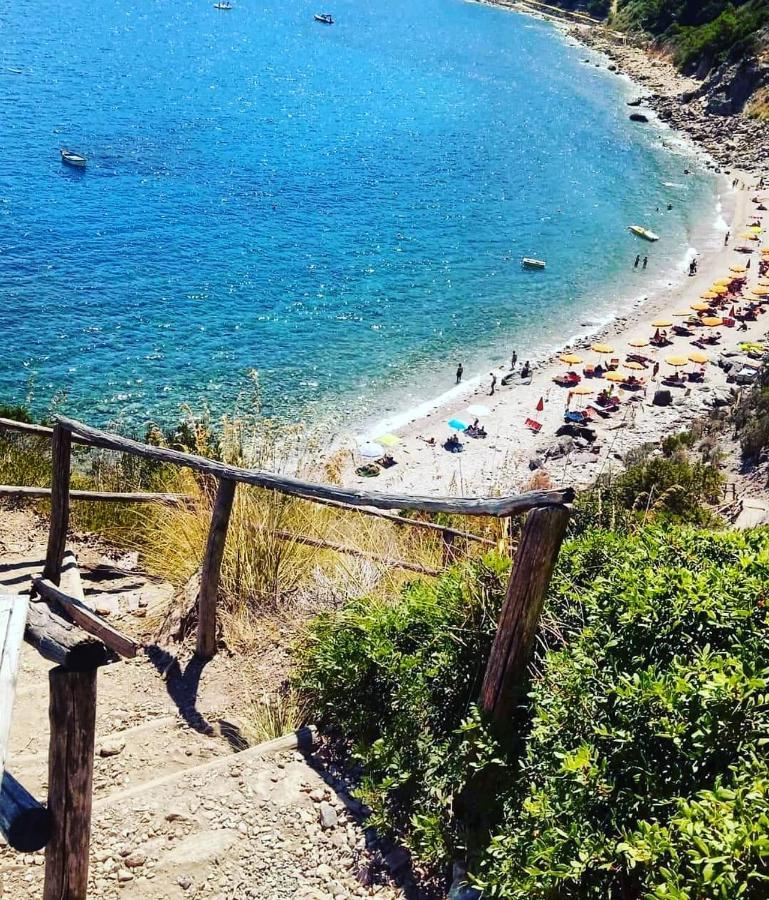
43, 424, 72, 585
196, 477, 236, 660
481, 505, 570, 724
43, 667, 98, 900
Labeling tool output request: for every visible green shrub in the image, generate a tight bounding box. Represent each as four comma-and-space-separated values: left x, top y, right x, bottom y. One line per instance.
733, 364, 769, 465
298, 526, 769, 897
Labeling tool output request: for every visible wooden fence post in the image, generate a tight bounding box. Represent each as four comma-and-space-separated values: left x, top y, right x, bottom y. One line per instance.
43, 667, 98, 900
42, 424, 72, 585
481, 505, 570, 724
196, 478, 236, 660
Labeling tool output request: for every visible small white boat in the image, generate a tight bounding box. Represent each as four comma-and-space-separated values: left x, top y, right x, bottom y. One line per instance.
60, 148, 86, 168
522, 257, 546, 269
314, 13, 334, 24
214, 2, 233, 9
629, 225, 659, 242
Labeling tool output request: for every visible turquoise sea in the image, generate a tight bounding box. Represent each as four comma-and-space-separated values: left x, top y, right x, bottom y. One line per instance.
0, 0, 725, 430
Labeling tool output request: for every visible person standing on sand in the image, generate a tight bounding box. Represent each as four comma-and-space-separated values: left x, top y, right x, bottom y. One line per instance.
634, 255, 640, 269
725, 230, 730, 246
456, 363, 463, 384
652, 362, 659, 379
643, 256, 648, 270
511, 350, 517, 369
489, 373, 497, 396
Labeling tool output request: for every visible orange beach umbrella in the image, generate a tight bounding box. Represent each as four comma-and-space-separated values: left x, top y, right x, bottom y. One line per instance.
700, 291, 718, 300
604, 370, 625, 382
688, 351, 709, 364
666, 355, 689, 367
702, 316, 723, 327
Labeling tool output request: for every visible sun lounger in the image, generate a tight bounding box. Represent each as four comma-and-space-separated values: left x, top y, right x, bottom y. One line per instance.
525, 418, 542, 433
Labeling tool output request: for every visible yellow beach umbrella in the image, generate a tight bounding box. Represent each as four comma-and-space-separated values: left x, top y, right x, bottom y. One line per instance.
628, 338, 649, 347
604, 370, 625, 382
560, 353, 583, 365
624, 361, 645, 371
702, 316, 723, 327
691, 302, 710, 312
730, 264, 747, 274
758, 278, 769, 286
713, 278, 731, 285
688, 351, 709, 364
666, 355, 689, 367
571, 385, 594, 396
591, 343, 614, 354
700, 291, 718, 300
650, 318, 672, 328
762, 247, 769, 255
377, 433, 400, 447
712, 285, 729, 295
753, 287, 769, 297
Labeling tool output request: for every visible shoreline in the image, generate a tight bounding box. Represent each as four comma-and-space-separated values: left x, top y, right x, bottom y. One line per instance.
339, 5, 767, 495
342, 177, 763, 496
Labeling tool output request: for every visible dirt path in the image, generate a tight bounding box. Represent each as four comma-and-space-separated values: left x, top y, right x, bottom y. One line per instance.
0, 504, 405, 899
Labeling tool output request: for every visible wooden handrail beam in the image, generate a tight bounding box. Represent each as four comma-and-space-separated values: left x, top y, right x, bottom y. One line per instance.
26, 597, 114, 671
33, 579, 138, 659
0, 417, 97, 446
306, 496, 496, 545
55, 417, 575, 518
0, 771, 51, 852
0, 485, 191, 505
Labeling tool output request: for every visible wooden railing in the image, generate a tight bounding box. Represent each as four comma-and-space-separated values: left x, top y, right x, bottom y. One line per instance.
0, 413, 574, 899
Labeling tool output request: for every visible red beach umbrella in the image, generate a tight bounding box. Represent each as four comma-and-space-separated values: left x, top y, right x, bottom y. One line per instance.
536, 397, 544, 413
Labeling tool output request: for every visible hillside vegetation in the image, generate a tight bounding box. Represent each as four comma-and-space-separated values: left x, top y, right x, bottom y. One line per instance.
298, 521, 769, 898
558, 0, 769, 73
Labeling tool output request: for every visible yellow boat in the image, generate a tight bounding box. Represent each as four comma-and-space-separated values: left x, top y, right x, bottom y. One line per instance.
629, 225, 659, 242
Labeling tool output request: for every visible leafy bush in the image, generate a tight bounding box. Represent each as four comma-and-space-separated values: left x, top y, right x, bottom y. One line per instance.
298, 526, 769, 897
573, 435, 723, 532
296, 553, 513, 865
609, 0, 769, 72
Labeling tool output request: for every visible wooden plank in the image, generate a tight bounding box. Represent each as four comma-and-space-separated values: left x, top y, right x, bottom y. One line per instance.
33, 579, 138, 659
306, 495, 496, 545
0, 771, 51, 852
0, 485, 191, 505
43, 667, 98, 900
26, 598, 113, 671
274, 530, 441, 576
56, 416, 575, 518
481, 505, 570, 724
42, 425, 72, 585
196, 478, 236, 660
0, 593, 29, 782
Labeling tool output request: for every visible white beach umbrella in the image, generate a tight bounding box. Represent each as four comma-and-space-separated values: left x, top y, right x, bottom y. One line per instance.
357, 442, 385, 458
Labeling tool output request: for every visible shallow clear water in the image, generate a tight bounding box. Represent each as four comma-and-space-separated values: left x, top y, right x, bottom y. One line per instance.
0, 0, 722, 429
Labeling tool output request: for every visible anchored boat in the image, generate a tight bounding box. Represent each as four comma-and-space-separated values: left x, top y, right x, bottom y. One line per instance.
314, 13, 334, 23
214, 2, 233, 9
522, 257, 546, 269
60, 148, 86, 168
629, 225, 659, 242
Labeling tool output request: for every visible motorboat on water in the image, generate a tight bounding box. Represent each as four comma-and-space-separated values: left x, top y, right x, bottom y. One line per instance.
214, 2, 233, 9
522, 257, 546, 269
60, 148, 86, 168
629, 225, 660, 242
314, 13, 334, 24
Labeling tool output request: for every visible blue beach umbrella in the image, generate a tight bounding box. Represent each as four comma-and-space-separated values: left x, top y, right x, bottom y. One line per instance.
447, 418, 469, 431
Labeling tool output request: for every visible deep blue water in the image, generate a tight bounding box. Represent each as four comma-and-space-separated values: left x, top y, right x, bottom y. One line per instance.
0, 0, 722, 429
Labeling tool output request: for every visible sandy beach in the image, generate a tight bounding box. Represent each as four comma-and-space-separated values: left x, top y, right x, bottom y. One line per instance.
342, 175, 767, 495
